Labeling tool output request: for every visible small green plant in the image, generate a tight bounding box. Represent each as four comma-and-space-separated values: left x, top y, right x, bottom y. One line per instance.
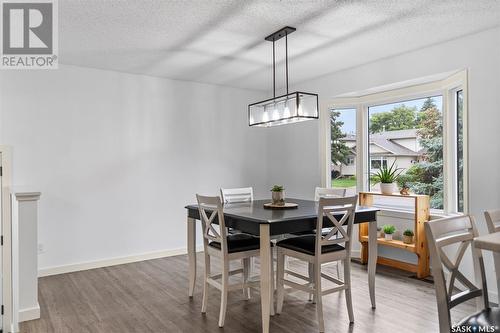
271, 185, 284, 192
403, 229, 414, 237
372, 160, 403, 184
382, 224, 396, 235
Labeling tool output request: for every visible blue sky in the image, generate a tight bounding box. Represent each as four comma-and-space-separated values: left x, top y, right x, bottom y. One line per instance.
333, 95, 443, 134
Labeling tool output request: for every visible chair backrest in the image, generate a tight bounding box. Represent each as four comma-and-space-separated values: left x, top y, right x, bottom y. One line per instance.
314, 187, 346, 201
315, 196, 358, 257
196, 194, 227, 252
425, 215, 489, 332
220, 187, 254, 204
484, 209, 500, 233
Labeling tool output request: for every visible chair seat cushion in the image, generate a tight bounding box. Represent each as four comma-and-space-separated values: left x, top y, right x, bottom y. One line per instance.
209, 233, 266, 253
290, 228, 335, 237
277, 235, 344, 256
457, 307, 500, 328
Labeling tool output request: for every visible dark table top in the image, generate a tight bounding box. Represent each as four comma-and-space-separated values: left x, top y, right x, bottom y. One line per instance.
185, 198, 379, 236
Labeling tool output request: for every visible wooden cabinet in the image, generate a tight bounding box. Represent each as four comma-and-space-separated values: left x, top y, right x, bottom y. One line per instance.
358, 192, 430, 278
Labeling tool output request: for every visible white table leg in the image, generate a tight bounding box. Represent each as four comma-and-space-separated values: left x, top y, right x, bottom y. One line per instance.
368, 220, 377, 309
260, 224, 271, 333
187, 216, 196, 297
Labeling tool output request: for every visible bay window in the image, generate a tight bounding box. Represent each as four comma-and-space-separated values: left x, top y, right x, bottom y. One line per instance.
323, 71, 468, 214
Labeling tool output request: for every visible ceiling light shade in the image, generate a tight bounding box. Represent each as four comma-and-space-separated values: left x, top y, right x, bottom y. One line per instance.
248, 27, 319, 127
248, 91, 318, 127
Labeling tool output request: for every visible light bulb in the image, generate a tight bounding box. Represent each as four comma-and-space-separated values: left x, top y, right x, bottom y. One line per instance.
272, 104, 279, 120
262, 110, 269, 122
283, 100, 291, 118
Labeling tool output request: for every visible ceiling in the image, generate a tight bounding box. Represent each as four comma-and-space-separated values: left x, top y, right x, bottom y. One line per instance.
60, 0, 500, 91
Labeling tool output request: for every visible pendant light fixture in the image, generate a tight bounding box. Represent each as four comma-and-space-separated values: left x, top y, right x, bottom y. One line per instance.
248, 26, 319, 127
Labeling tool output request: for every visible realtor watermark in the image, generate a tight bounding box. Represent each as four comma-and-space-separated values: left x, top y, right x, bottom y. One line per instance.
1, 0, 58, 69
452, 325, 498, 332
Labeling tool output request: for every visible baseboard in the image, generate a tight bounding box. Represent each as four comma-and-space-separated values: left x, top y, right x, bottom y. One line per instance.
38, 246, 204, 277
19, 304, 40, 322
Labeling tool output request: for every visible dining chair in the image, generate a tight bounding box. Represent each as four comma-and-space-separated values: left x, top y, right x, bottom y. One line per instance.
220, 187, 253, 236
314, 187, 347, 201
425, 215, 499, 333
276, 195, 358, 332
221, 186, 283, 288
484, 209, 500, 233
220, 187, 253, 204
484, 209, 500, 309
196, 194, 274, 327
310, 187, 347, 286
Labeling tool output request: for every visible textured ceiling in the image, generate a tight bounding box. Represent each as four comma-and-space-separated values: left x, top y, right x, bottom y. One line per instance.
60, 0, 500, 91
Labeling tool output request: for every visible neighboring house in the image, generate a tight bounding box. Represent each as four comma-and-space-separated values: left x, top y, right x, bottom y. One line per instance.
333, 129, 422, 176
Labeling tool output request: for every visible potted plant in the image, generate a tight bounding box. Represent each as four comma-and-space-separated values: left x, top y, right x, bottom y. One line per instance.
372, 160, 403, 195
271, 185, 285, 205
403, 229, 414, 244
377, 226, 383, 238
382, 224, 396, 241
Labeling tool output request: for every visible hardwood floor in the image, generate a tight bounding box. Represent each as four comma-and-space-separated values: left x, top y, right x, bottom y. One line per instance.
20, 254, 475, 333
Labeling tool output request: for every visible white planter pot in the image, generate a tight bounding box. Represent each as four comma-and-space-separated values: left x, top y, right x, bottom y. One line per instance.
272, 191, 285, 205
384, 233, 393, 241
380, 182, 396, 195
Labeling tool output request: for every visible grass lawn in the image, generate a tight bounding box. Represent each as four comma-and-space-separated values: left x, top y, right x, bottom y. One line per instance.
332, 178, 356, 188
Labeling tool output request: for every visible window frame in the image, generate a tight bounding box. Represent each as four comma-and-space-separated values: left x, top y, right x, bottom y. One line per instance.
320, 70, 468, 214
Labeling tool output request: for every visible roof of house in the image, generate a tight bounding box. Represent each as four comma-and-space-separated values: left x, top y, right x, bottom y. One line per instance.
340, 129, 420, 157
370, 137, 418, 156
371, 128, 418, 139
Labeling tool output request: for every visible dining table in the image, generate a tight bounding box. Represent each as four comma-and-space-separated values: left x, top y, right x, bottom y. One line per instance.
185, 198, 379, 333
473, 231, 500, 299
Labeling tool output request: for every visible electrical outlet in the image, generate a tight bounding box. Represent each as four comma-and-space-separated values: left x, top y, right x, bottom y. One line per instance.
38, 243, 45, 254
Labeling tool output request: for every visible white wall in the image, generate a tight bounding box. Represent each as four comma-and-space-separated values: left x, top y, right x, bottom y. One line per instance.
0, 65, 267, 271
266, 26, 500, 296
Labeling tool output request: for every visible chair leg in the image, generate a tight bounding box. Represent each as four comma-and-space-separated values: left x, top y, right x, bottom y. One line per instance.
270, 250, 275, 316
336, 260, 341, 279
219, 259, 229, 327
201, 252, 210, 313
314, 262, 324, 332
308, 262, 314, 302
276, 248, 285, 314
243, 258, 251, 299
344, 258, 354, 323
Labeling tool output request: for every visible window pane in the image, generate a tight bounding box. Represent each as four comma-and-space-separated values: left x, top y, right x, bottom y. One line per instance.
457, 90, 464, 212
368, 96, 444, 210
330, 108, 357, 196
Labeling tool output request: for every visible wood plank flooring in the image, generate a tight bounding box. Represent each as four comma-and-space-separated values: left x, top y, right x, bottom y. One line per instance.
20, 254, 475, 332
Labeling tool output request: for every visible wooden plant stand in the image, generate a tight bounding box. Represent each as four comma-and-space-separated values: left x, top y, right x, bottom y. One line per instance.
358, 192, 430, 278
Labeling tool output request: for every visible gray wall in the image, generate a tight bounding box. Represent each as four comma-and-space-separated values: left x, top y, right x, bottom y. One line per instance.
0, 65, 268, 270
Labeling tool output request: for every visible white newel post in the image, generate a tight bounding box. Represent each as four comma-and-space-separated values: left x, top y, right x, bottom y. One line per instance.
12, 192, 41, 327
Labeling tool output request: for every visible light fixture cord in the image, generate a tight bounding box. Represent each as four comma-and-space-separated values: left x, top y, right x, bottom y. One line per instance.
273, 39, 276, 98
285, 31, 289, 95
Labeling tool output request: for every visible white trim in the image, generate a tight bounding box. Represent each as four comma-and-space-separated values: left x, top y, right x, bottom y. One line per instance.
38, 246, 204, 277
18, 304, 40, 323
0, 146, 14, 333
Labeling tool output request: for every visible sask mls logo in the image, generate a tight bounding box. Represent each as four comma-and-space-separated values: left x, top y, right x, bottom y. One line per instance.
1, 0, 58, 69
